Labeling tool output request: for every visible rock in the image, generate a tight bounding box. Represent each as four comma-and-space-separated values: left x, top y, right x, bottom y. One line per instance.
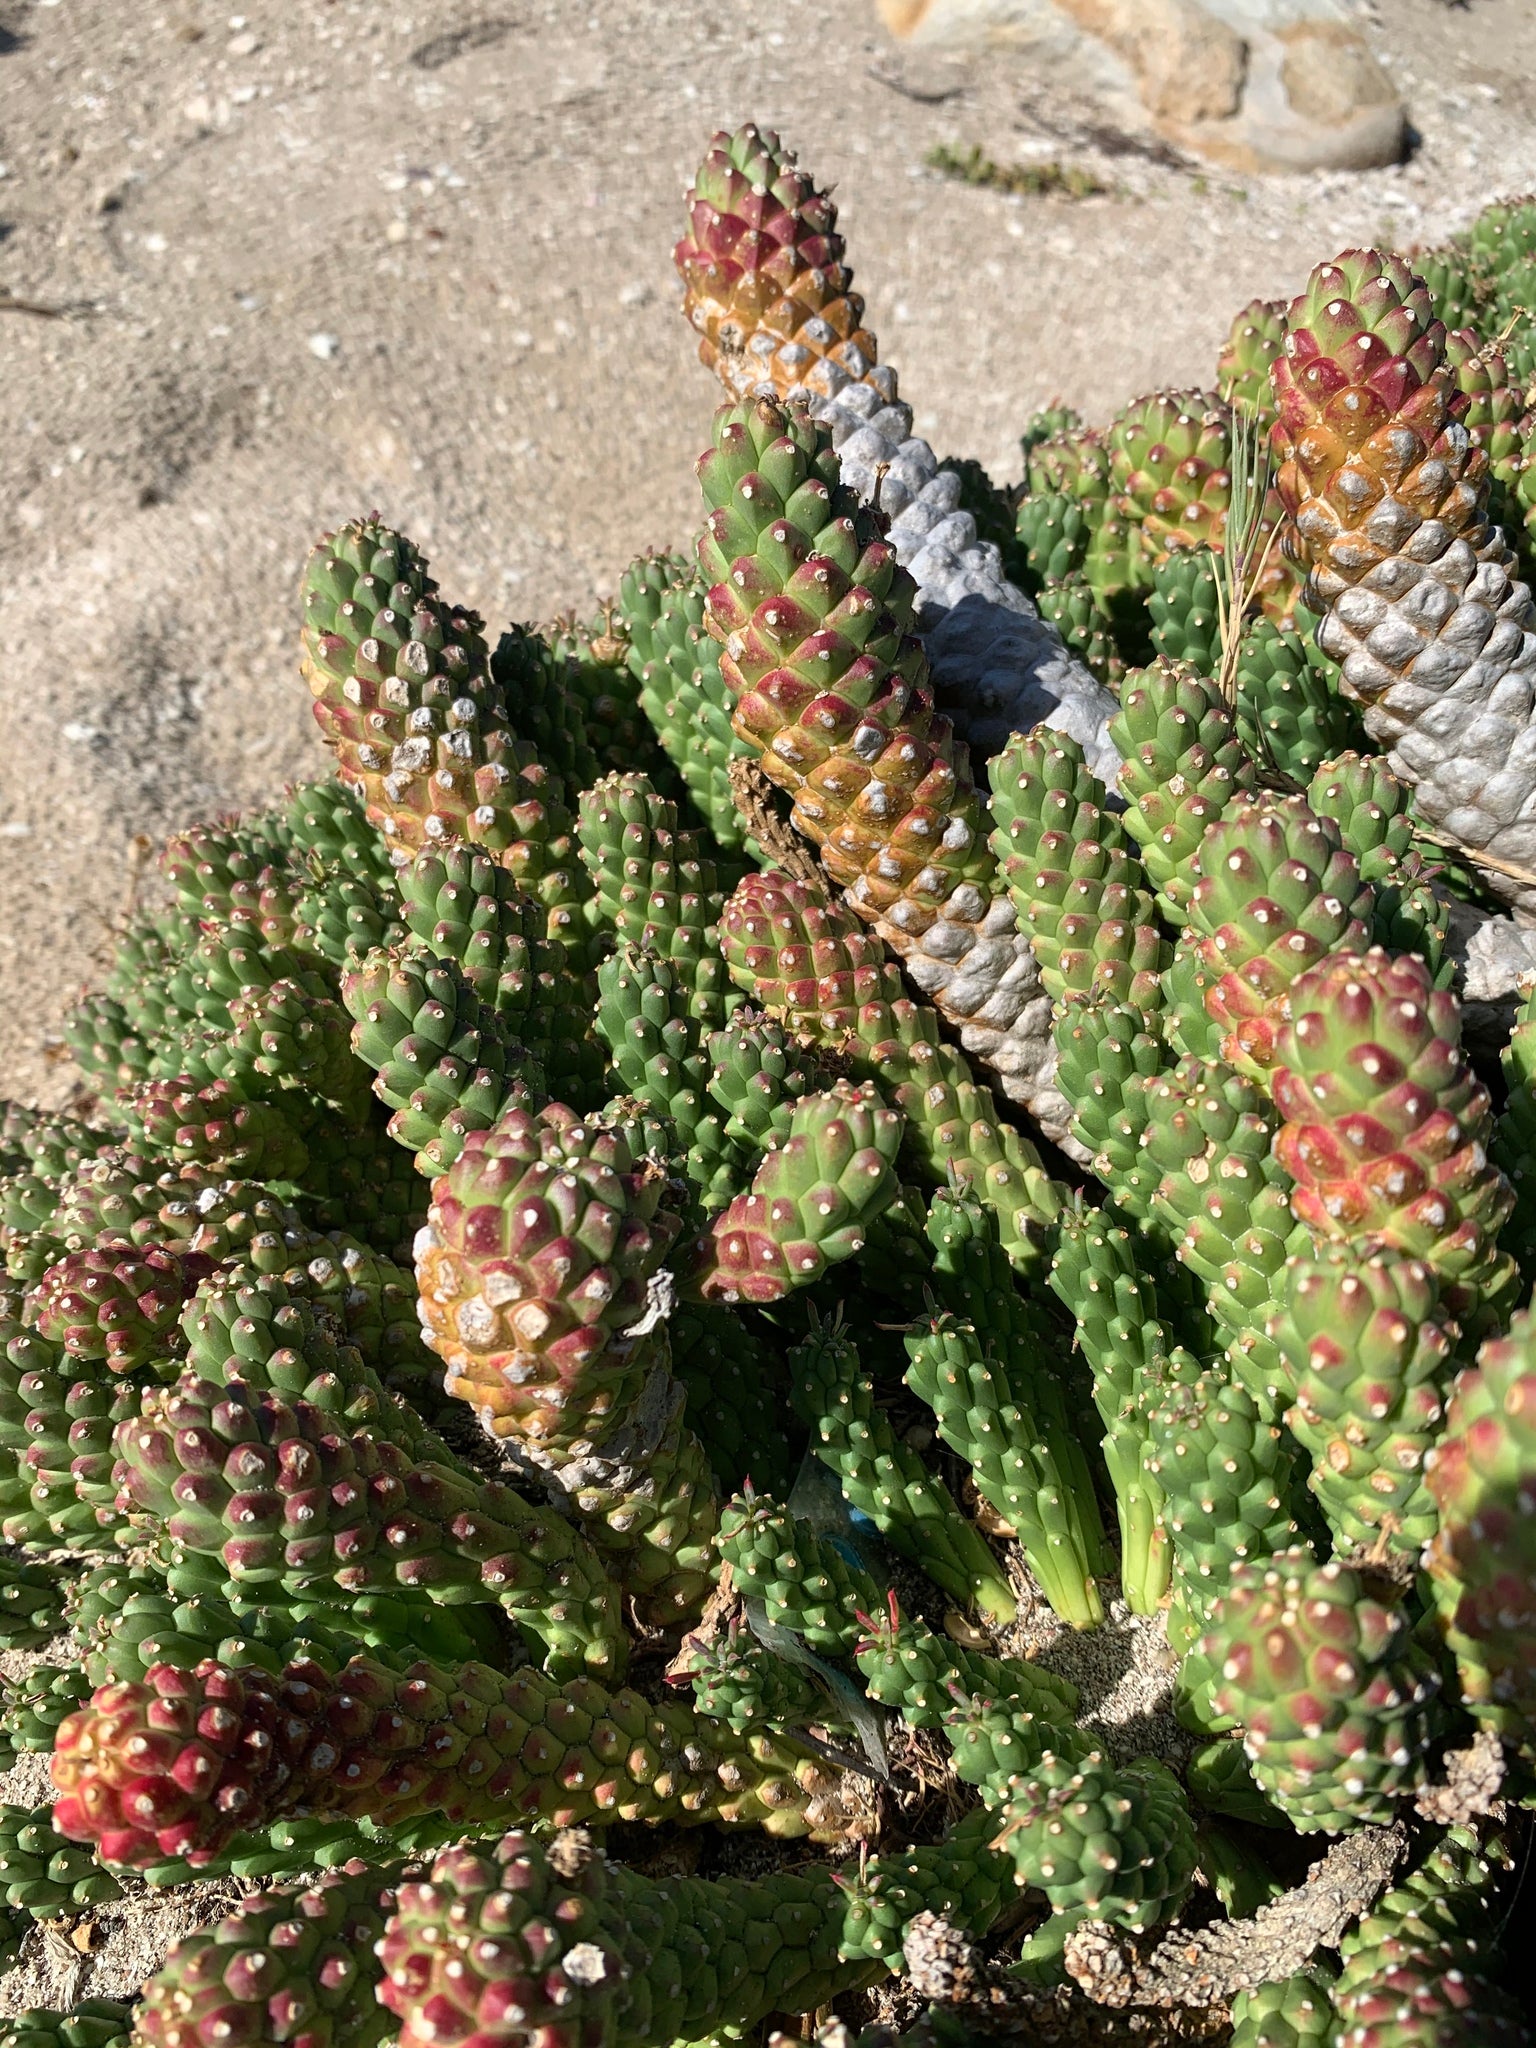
1175, 4, 1404, 172
876, 0, 1406, 173
877, 0, 996, 31
1062, 0, 1249, 125
1279, 20, 1395, 127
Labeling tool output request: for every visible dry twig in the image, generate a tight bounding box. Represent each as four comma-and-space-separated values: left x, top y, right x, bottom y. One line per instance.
1062, 1823, 1407, 2007
728, 758, 824, 888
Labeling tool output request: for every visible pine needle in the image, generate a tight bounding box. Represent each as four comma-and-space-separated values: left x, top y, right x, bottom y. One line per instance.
1213, 402, 1280, 709
1408, 818, 1536, 892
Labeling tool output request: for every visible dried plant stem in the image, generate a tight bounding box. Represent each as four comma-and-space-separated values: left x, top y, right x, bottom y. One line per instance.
1213, 403, 1279, 709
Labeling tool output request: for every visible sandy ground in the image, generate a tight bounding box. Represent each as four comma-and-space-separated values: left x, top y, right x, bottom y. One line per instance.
4, 0, 1536, 1104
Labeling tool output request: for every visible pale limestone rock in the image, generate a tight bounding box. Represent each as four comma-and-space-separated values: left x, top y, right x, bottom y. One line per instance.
1061, 0, 1249, 125
878, 0, 1405, 173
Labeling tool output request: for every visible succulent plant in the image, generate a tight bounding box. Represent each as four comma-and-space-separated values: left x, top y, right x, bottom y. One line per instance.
1425, 1309, 1536, 1761
112, 1367, 627, 1681
1109, 388, 1232, 568
904, 1308, 1109, 1630
1112, 658, 1257, 922
0, 1553, 68, 1650
696, 392, 1062, 1118
1272, 947, 1515, 1319
1201, 1548, 1445, 1831
413, 1103, 680, 1446
136, 1861, 396, 2048
5, 129, 1536, 2048
718, 866, 1062, 1261
946, 1695, 1196, 1930
1273, 251, 1536, 916
1228, 1967, 1336, 2048
0, 2009, 131, 2048
1219, 297, 1287, 425
53, 1648, 860, 1870
789, 1313, 1015, 1621
1332, 1821, 1529, 2047
674, 122, 889, 406
1271, 1246, 1453, 1553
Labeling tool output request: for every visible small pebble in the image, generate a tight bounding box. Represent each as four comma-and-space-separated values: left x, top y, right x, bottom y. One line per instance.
228, 29, 259, 56
308, 332, 341, 360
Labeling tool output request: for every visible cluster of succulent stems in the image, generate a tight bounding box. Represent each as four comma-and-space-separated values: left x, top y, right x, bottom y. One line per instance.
4, 118, 1536, 2048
